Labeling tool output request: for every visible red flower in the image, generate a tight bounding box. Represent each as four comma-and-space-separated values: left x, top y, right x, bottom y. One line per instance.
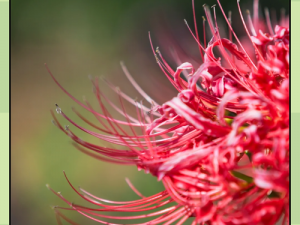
47, 0, 289, 224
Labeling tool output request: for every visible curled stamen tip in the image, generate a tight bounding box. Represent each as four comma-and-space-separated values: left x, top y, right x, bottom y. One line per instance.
202, 4, 206, 7
65, 125, 69, 131
246, 9, 250, 14
211, 4, 216, 8
202, 16, 206, 21
237, 0, 240, 3
46, 184, 50, 189
184, 19, 188, 25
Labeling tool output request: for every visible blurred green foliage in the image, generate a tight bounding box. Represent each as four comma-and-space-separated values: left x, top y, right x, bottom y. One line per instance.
12, 0, 289, 224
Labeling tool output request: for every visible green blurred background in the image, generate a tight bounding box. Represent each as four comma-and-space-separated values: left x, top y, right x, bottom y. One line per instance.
11, 0, 289, 224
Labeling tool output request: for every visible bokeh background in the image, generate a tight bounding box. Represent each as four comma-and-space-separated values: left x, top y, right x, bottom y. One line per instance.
12, 0, 289, 224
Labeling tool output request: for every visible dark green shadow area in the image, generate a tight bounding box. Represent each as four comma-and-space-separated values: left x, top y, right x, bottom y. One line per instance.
0, 1, 9, 113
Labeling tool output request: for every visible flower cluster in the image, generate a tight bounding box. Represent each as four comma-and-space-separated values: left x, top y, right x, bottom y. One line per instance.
47, 0, 289, 224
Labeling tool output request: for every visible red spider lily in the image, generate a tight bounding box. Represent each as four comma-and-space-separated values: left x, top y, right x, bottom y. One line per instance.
47, 0, 289, 224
